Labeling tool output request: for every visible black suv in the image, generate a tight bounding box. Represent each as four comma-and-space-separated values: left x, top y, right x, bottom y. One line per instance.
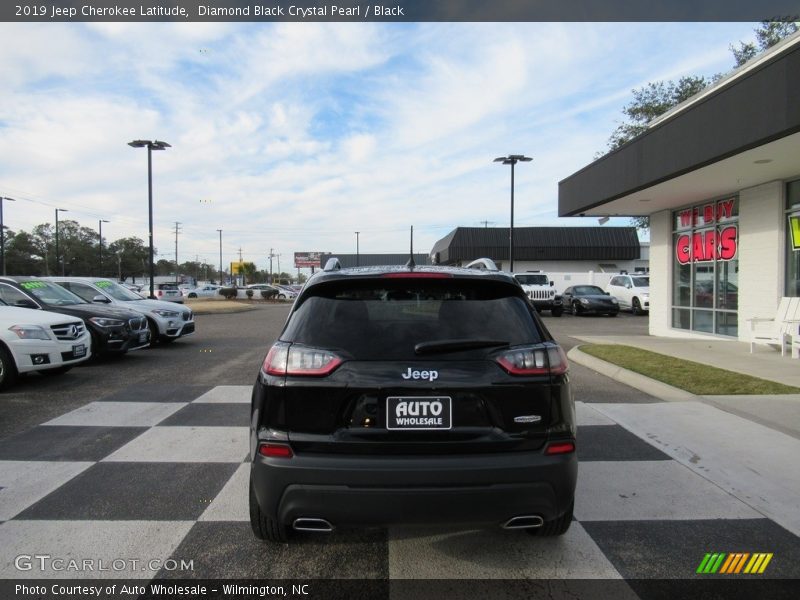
0, 277, 150, 357
249, 260, 576, 543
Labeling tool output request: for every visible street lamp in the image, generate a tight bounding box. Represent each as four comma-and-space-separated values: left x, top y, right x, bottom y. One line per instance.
128, 139, 171, 298
355, 231, 360, 267
217, 229, 223, 285
0, 196, 16, 276
98, 219, 110, 275
493, 154, 532, 273
55, 208, 69, 276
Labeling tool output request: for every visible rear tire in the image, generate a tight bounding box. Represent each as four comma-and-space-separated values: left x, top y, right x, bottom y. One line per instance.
0, 345, 19, 391
632, 298, 642, 316
527, 500, 573, 537
249, 478, 288, 543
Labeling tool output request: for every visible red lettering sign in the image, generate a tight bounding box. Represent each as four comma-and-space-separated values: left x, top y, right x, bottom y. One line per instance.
719, 226, 737, 260
676, 234, 691, 263
675, 225, 737, 264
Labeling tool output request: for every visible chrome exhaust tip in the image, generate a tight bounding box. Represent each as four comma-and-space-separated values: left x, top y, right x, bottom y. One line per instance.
502, 515, 544, 530
293, 518, 334, 532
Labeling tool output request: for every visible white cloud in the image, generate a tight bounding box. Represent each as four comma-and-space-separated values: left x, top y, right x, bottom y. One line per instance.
0, 21, 758, 269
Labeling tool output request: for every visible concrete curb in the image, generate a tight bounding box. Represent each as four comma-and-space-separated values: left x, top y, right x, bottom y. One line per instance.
567, 345, 697, 402
191, 305, 255, 315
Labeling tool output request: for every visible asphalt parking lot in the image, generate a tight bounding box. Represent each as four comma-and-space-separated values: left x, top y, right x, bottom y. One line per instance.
1, 306, 798, 599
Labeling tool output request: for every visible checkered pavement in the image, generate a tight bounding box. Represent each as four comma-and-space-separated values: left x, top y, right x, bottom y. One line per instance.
1, 385, 799, 590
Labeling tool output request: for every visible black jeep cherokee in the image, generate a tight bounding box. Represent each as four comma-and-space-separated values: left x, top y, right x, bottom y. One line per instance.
249, 260, 576, 543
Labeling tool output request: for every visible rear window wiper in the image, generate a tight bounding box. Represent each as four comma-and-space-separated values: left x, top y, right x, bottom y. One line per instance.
414, 339, 510, 355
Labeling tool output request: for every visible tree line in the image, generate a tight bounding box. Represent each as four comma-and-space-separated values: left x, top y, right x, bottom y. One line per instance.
602, 21, 798, 230
3, 220, 301, 284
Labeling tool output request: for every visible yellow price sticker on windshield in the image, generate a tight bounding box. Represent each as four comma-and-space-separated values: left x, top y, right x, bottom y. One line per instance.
790, 215, 800, 251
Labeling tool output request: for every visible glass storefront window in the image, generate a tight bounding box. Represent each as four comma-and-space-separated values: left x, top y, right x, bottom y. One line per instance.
786, 179, 800, 297
672, 197, 738, 336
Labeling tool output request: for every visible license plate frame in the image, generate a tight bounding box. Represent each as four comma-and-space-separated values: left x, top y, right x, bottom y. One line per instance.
72, 344, 86, 358
138, 332, 148, 344
386, 396, 452, 430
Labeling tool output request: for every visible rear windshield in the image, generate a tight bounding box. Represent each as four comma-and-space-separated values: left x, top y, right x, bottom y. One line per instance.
282, 279, 542, 359
514, 274, 549, 285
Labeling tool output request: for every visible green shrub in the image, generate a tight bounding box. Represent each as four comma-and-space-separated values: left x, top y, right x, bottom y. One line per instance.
246, 289, 254, 298
219, 287, 238, 300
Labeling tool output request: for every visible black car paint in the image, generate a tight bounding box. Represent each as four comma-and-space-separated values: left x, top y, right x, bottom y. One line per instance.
249, 266, 576, 536
562, 286, 620, 316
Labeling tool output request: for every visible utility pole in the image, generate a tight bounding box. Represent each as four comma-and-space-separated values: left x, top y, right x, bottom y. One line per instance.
216, 229, 223, 285
174, 221, 182, 286
237, 247, 244, 286
276, 254, 281, 283
268, 248, 274, 283
0, 196, 16, 276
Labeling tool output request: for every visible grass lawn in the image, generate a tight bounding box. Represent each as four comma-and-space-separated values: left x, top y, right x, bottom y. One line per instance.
579, 344, 800, 395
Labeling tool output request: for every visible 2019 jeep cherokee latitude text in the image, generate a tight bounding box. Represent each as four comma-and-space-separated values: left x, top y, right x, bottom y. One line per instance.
249, 263, 577, 543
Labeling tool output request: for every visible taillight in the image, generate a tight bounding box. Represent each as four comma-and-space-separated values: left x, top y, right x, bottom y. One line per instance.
157, 290, 163, 296
495, 345, 569, 376
545, 441, 575, 455
258, 443, 293, 458
262, 342, 342, 377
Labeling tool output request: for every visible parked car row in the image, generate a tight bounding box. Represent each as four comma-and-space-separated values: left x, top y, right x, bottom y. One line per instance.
0, 276, 196, 391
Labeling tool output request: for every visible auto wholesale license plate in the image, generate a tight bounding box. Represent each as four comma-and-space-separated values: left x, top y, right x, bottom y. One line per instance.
72, 344, 86, 358
138, 332, 148, 344
386, 396, 452, 430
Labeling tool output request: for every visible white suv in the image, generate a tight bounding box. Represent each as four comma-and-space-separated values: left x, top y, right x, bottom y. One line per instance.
606, 274, 650, 315
0, 301, 91, 390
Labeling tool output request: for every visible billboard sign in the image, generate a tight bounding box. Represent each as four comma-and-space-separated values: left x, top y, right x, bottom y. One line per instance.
294, 252, 322, 268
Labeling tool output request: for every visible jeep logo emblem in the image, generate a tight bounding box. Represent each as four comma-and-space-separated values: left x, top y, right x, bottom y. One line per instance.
401, 368, 439, 382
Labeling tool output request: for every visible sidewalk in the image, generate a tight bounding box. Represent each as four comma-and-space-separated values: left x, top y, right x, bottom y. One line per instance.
567, 335, 800, 537
568, 334, 800, 440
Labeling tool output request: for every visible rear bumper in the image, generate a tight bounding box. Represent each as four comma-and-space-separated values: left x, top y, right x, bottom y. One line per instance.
251, 447, 577, 528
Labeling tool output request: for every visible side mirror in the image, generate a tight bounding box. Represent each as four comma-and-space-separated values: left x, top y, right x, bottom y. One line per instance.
549, 281, 554, 287
92, 295, 111, 303
605, 292, 610, 295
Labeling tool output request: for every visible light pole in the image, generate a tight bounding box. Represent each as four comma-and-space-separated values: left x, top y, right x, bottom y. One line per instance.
128, 139, 171, 298
0, 196, 16, 276
98, 219, 110, 275
217, 229, 223, 285
55, 208, 69, 276
355, 231, 360, 266
493, 154, 532, 273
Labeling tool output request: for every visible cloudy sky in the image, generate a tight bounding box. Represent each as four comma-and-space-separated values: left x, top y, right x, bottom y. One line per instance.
0, 21, 756, 273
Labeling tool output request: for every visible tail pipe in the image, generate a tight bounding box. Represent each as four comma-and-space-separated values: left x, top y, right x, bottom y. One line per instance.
502, 515, 544, 530
293, 518, 334, 533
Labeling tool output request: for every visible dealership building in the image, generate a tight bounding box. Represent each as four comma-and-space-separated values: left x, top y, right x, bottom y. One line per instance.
559, 32, 800, 341
430, 226, 648, 289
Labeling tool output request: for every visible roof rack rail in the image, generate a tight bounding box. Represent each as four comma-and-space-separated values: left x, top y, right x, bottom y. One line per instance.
323, 258, 342, 272
464, 258, 499, 271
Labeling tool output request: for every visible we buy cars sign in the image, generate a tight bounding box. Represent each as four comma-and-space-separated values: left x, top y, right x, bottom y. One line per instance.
294, 252, 322, 268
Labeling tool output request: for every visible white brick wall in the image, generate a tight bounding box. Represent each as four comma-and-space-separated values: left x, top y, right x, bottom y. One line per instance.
649, 210, 673, 337
738, 181, 785, 334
